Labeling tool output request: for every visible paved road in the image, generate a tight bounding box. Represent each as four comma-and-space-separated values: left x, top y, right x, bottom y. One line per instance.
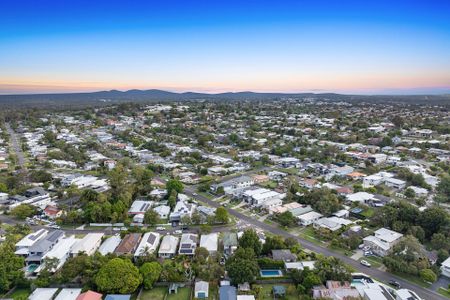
6, 123, 26, 170
181, 184, 446, 300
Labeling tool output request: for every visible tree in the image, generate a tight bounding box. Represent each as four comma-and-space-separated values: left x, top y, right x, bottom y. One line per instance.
95, 258, 142, 294
436, 175, 450, 203
239, 229, 262, 256
0, 182, 8, 193
262, 236, 286, 255
30, 170, 53, 183
275, 211, 296, 227
144, 209, 160, 226
302, 273, 322, 291
419, 269, 437, 283
140, 262, 162, 289
215, 207, 229, 224
216, 186, 225, 195
166, 179, 183, 195
10, 204, 36, 220
431, 233, 450, 250
392, 116, 404, 128
226, 248, 259, 284
167, 190, 177, 210
301, 188, 341, 215
419, 207, 449, 237
404, 188, 415, 199
0, 242, 25, 293
181, 215, 192, 226
314, 256, 352, 282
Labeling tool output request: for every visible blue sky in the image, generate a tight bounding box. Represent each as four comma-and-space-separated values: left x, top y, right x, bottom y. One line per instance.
0, 0, 449, 94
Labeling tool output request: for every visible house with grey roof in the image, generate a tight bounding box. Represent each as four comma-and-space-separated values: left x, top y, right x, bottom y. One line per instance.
26, 230, 65, 265
178, 233, 198, 256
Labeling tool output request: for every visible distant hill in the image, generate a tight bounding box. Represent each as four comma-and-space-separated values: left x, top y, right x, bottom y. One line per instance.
0, 89, 449, 108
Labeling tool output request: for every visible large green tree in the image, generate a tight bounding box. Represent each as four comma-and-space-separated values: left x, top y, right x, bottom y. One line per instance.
238, 229, 262, 256
226, 248, 259, 284
140, 262, 162, 289
95, 258, 142, 294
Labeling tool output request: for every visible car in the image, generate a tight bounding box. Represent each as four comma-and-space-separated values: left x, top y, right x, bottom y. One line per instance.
156, 226, 165, 231
174, 230, 182, 234
362, 246, 371, 252
388, 280, 401, 289
192, 193, 198, 196
358, 244, 365, 249
360, 260, 371, 267
48, 224, 60, 229
364, 251, 373, 256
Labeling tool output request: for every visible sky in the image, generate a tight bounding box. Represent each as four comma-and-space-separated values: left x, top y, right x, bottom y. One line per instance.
0, 0, 450, 95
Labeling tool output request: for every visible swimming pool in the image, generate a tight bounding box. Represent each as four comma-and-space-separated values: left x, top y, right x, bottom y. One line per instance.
260, 269, 283, 277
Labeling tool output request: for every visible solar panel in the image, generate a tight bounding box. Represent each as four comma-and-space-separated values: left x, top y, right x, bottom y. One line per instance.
47, 231, 60, 242
180, 249, 193, 254
147, 234, 156, 244
30, 230, 46, 241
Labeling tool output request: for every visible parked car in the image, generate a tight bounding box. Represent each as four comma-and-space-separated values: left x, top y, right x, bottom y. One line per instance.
174, 230, 183, 234
388, 280, 401, 289
48, 224, 60, 229
362, 246, 371, 252
156, 226, 165, 231
364, 251, 373, 256
192, 193, 198, 196
360, 260, 371, 267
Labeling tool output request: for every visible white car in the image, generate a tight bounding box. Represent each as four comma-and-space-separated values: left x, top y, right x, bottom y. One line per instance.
156, 226, 165, 231
174, 230, 183, 234
360, 260, 371, 267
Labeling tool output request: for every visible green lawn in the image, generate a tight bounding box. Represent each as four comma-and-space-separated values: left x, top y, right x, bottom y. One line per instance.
438, 287, 450, 299
166, 287, 191, 300
363, 256, 383, 268
5, 288, 31, 300
139, 287, 166, 300
258, 283, 298, 300
209, 283, 219, 300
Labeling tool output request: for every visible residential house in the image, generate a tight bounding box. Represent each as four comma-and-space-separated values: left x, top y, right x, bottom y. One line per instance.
26, 230, 65, 266
200, 233, 219, 255
441, 257, 450, 278
43, 205, 62, 219
71, 233, 104, 257
210, 176, 254, 195
114, 233, 142, 255
179, 233, 198, 256
223, 232, 238, 257
76, 290, 103, 300
272, 249, 297, 262
134, 232, 161, 258
98, 235, 121, 255
15, 228, 48, 256
297, 211, 323, 226
29, 288, 59, 300
158, 235, 179, 258
363, 228, 403, 257
36, 235, 78, 273
54, 288, 82, 300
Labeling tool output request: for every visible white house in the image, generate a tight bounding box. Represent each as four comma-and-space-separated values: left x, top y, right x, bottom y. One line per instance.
15, 229, 49, 256
128, 200, 154, 215
98, 235, 121, 255
54, 288, 82, 300
200, 233, 218, 255
441, 257, 450, 278
70, 233, 104, 257
297, 211, 323, 226
154, 205, 171, 219
134, 232, 161, 257
384, 178, 406, 190
346, 192, 375, 203
363, 228, 403, 257
158, 235, 179, 258
37, 236, 78, 273
29, 288, 59, 300
242, 188, 285, 208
